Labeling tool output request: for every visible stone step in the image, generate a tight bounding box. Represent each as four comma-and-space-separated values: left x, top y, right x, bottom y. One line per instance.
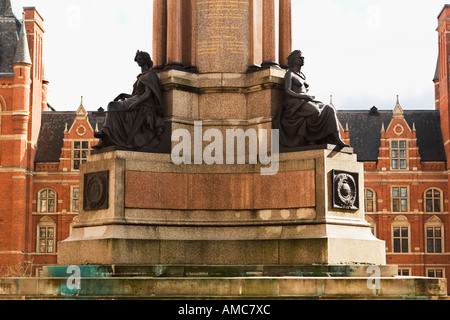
43, 264, 399, 278
0, 276, 446, 300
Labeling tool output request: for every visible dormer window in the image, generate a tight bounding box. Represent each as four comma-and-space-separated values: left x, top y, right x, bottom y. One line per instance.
391, 140, 407, 170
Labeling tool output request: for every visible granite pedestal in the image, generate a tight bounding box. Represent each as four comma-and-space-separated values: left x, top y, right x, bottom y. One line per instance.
57, 146, 385, 266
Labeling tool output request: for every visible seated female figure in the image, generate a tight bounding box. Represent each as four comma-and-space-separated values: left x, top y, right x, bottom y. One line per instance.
93, 51, 165, 150
274, 50, 349, 148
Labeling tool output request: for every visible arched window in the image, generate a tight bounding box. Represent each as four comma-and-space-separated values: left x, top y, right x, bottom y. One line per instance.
425, 216, 444, 253
365, 188, 376, 212
36, 216, 56, 253
38, 188, 57, 213
392, 215, 410, 253
425, 188, 442, 213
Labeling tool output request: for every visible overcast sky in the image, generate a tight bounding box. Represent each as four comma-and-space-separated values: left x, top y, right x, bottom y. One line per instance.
10, 0, 447, 111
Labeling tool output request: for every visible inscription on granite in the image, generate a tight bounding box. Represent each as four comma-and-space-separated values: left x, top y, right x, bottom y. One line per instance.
332, 170, 359, 210
196, 0, 250, 73
83, 171, 109, 211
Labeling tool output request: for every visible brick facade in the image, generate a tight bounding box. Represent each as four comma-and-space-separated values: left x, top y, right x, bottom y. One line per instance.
0, 5, 100, 276
364, 106, 449, 287
0, 6, 46, 276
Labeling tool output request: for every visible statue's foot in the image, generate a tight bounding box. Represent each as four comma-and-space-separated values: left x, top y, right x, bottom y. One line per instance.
332, 132, 350, 148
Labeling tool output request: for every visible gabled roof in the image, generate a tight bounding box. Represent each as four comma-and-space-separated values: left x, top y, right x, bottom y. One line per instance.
337, 109, 392, 162
403, 110, 446, 161
35, 112, 76, 163
35, 109, 447, 165
34, 111, 105, 163
337, 109, 446, 162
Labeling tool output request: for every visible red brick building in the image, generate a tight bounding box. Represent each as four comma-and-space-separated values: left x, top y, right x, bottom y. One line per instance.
0, 2, 102, 276
338, 5, 450, 293
339, 101, 449, 286
0, 3, 48, 276
0, 2, 449, 294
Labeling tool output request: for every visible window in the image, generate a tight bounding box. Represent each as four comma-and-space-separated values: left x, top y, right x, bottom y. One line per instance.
365, 189, 375, 212
393, 226, 409, 253
427, 269, 444, 278
73, 141, 89, 170
391, 140, 407, 170
36, 217, 56, 254
38, 188, 56, 213
426, 227, 443, 253
72, 187, 80, 212
392, 187, 408, 212
392, 216, 410, 254
398, 269, 410, 276
425, 216, 445, 254
38, 226, 54, 253
425, 188, 442, 213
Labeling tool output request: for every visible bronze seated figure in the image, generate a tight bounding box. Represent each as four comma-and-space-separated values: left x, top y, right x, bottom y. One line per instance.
273, 50, 349, 149
93, 51, 165, 151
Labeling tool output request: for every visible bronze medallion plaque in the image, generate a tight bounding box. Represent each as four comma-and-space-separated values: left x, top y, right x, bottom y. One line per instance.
83, 171, 109, 211
332, 170, 359, 210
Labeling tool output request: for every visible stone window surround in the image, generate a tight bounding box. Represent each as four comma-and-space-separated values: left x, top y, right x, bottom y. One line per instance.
37, 187, 57, 213
391, 186, 409, 213
392, 215, 411, 253
425, 215, 445, 253
424, 187, 443, 213
390, 139, 408, 170
365, 187, 376, 213
36, 216, 56, 254
70, 185, 80, 213
72, 140, 89, 171
426, 268, 445, 278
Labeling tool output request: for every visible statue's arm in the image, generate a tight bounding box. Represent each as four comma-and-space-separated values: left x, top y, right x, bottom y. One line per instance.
128, 86, 152, 110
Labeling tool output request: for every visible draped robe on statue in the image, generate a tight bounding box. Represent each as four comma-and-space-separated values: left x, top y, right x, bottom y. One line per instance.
100, 70, 165, 150
274, 70, 341, 147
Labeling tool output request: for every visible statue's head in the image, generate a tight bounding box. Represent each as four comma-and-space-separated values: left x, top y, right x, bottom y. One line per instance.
287, 50, 304, 69
135, 51, 153, 69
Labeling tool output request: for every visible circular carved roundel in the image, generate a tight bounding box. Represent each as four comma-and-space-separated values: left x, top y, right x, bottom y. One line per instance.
85, 175, 107, 209
76, 125, 87, 136
335, 173, 357, 209
394, 124, 404, 136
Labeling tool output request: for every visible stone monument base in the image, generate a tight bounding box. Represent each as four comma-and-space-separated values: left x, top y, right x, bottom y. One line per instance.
57, 237, 386, 266
57, 147, 385, 266
0, 148, 447, 300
